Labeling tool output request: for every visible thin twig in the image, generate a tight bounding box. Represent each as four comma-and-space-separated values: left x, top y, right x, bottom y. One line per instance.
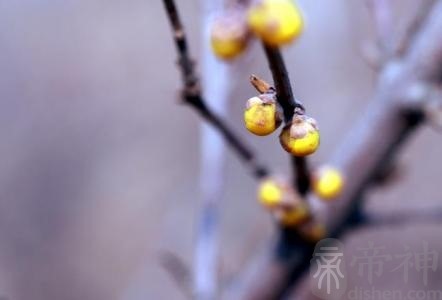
261, 44, 310, 195
162, 0, 268, 179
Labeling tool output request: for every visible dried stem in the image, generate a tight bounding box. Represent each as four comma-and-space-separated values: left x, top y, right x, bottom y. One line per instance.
162, 0, 268, 179
250, 75, 273, 94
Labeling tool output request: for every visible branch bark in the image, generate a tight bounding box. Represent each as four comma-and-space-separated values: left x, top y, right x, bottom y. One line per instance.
262, 45, 310, 195
162, 0, 269, 179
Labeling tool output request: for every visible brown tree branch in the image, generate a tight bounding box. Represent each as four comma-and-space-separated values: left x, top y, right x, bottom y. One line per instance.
228, 2, 442, 299
262, 45, 310, 195
162, 0, 268, 179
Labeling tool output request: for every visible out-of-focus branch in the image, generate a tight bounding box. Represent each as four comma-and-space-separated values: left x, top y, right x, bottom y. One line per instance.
363, 0, 438, 69
162, 0, 269, 179
194, 0, 242, 299
261, 45, 310, 195
362, 208, 442, 227
360, 40, 383, 71
159, 251, 192, 299
229, 2, 442, 299
366, 0, 394, 60
394, 0, 437, 56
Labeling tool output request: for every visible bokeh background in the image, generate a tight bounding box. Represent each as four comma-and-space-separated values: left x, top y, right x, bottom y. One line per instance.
0, 1, 441, 299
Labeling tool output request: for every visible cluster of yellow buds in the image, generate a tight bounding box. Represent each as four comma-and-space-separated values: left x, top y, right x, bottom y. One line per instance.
210, 0, 304, 60
245, 76, 320, 157
258, 177, 309, 227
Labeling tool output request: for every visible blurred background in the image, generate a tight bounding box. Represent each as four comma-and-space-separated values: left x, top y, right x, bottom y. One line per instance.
0, 1, 441, 299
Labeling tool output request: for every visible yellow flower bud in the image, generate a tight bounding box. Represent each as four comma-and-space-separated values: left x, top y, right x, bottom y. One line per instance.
210, 11, 249, 60
279, 115, 319, 156
258, 178, 283, 208
313, 166, 344, 200
277, 203, 309, 227
244, 95, 282, 136
247, 0, 304, 46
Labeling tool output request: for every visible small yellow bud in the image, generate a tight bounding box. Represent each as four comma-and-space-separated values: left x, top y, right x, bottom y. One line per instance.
244, 95, 282, 136
313, 166, 344, 200
258, 178, 283, 208
279, 114, 319, 156
210, 11, 249, 60
247, 0, 304, 46
276, 203, 309, 227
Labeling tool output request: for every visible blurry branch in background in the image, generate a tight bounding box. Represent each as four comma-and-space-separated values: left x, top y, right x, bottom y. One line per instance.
363, 0, 438, 69
363, 207, 442, 228
162, 0, 270, 299
228, 2, 442, 299
365, 0, 394, 60
394, 0, 437, 56
194, 0, 245, 298
159, 251, 193, 299
361, 0, 393, 69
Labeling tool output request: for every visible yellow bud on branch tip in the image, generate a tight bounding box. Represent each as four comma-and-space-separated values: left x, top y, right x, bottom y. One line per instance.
247, 0, 304, 46
210, 10, 249, 60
